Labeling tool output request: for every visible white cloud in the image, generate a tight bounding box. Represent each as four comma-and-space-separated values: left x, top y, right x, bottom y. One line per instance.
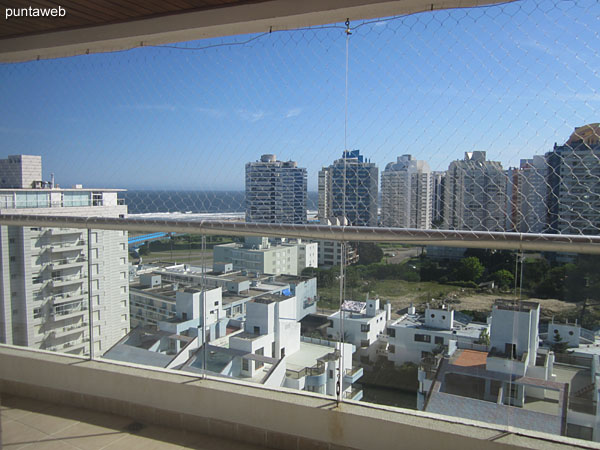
285, 107, 302, 118
237, 109, 266, 122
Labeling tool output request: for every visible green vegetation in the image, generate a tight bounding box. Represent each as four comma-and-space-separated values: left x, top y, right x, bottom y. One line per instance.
477, 329, 490, 346
551, 331, 569, 354
357, 242, 384, 265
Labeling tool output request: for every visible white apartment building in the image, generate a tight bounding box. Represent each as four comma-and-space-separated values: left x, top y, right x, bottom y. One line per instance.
386, 304, 489, 367
327, 298, 389, 363
130, 267, 317, 327
213, 236, 317, 276
419, 300, 600, 441
181, 291, 362, 400
245, 154, 307, 224
443, 151, 507, 232
0, 155, 130, 356
316, 239, 359, 267
547, 124, 600, 235
431, 171, 446, 226
517, 155, 548, 233
318, 150, 378, 227
381, 155, 432, 229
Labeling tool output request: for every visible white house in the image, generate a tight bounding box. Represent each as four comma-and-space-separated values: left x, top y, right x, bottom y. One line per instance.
327, 298, 390, 363
387, 304, 489, 367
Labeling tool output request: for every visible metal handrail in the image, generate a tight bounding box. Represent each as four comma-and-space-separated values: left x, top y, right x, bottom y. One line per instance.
1, 213, 600, 253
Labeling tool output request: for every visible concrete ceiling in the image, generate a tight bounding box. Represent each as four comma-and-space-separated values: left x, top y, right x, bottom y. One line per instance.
0, 0, 513, 62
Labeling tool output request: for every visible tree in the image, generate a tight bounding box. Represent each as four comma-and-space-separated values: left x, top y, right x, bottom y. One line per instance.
489, 270, 514, 291
551, 331, 569, 354
357, 243, 384, 265
452, 257, 484, 283
476, 328, 490, 346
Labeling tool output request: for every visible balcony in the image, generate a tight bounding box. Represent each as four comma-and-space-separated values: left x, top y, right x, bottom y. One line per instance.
47, 242, 86, 253
343, 386, 363, 402
45, 228, 83, 236
50, 275, 85, 288
0, 344, 575, 450
49, 257, 87, 270
344, 366, 364, 384
51, 322, 88, 338
53, 291, 87, 305
52, 304, 88, 321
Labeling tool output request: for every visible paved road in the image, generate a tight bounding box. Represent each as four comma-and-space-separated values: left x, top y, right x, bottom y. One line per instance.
383, 247, 420, 264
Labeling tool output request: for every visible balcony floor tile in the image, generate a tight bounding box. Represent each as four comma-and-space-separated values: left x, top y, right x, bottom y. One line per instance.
0, 394, 267, 450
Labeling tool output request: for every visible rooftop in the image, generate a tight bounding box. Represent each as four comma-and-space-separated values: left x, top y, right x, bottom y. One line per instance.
493, 299, 540, 312
390, 314, 487, 338
285, 341, 337, 373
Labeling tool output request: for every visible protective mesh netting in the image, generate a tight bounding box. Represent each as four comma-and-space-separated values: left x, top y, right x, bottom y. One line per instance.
1, 0, 599, 239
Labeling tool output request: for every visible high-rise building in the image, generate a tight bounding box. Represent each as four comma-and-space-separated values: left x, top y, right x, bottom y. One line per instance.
517, 155, 548, 233
0, 155, 130, 356
431, 171, 446, 227
318, 150, 378, 227
245, 154, 307, 224
443, 151, 507, 232
381, 155, 432, 229
547, 124, 600, 235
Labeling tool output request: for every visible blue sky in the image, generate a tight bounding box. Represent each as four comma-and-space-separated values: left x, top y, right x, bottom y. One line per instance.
1, 0, 598, 191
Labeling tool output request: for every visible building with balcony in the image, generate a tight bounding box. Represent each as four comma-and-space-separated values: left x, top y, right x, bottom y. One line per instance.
517, 155, 549, 233
130, 265, 317, 327
547, 124, 600, 235
316, 239, 359, 267
318, 150, 378, 227
213, 236, 317, 276
245, 154, 307, 224
327, 298, 390, 363
182, 291, 361, 399
431, 171, 446, 226
386, 304, 489, 368
381, 155, 433, 229
0, 155, 129, 356
419, 300, 600, 441
443, 151, 507, 232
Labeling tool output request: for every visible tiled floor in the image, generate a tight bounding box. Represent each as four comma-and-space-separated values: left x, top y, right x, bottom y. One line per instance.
1, 394, 263, 450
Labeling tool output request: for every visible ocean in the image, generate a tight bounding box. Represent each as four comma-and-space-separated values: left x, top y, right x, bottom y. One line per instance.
120, 190, 319, 219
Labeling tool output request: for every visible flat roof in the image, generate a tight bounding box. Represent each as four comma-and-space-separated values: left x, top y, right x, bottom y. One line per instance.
493, 299, 540, 312
390, 314, 487, 339
286, 341, 336, 372
451, 349, 487, 368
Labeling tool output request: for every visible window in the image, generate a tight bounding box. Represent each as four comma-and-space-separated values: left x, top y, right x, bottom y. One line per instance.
9, 256, 16, 262
255, 348, 264, 369
414, 334, 431, 343
329, 370, 333, 379
434, 336, 444, 345
387, 328, 396, 338
505, 343, 517, 359
242, 358, 249, 371
361, 324, 370, 332
360, 339, 369, 348
389, 344, 395, 354
254, 326, 260, 335
33, 307, 42, 319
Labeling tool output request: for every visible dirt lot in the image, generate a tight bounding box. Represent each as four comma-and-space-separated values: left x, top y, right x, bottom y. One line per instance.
386, 290, 578, 319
